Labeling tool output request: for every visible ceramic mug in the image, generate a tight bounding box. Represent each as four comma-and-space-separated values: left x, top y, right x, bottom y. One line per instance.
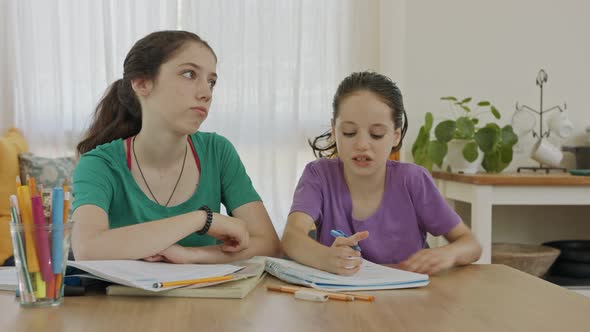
531, 139, 563, 167
548, 112, 574, 138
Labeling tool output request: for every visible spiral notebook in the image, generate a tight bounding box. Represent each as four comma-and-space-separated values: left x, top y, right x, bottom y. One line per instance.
264, 257, 429, 291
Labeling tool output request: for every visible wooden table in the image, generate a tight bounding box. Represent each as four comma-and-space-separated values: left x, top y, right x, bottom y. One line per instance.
433, 172, 590, 263
1, 264, 590, 332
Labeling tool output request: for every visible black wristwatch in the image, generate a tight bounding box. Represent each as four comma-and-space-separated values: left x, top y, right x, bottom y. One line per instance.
196, 205, 213, 235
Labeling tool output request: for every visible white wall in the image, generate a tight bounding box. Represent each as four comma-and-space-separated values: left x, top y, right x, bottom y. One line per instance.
0, 0, 15, 133
381, 0, 590, 245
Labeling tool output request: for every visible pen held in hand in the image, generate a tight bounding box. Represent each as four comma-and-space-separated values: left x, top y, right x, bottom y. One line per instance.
152, 275, 234, 288
330, 229, 362, 251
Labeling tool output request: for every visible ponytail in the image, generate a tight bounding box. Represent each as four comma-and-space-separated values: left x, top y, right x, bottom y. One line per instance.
76, 79, 141, 155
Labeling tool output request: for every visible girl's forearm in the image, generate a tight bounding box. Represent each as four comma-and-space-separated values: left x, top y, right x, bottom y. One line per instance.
186, 234, 280, 264
281, 228, 330, 270
74, 211, 206, 260
445, 233, 482, 266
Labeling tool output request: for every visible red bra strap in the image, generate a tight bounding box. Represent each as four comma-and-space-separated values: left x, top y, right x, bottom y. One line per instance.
187, 136, 201, 173
126, 137, 133, 170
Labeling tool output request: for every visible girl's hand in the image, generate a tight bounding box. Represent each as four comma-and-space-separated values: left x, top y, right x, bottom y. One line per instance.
321, 231, 369, 276
143, 244, 194, 264
399, 247, 456, 275
207, 213, 250, 252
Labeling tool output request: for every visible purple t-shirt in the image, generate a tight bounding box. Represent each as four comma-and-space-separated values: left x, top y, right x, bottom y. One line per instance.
289, 158, 460, 264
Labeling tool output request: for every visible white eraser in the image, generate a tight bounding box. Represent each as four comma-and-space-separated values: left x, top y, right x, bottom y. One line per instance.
294, 290, 328, 302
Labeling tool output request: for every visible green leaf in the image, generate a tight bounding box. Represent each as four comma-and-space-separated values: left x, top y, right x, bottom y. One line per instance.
461, 105, 471, 113
434, 120, 456, 143
424, 112, 434, 132
485, 123, 501, 131
474, 127, 498, 152
491, 106, 501, 119
462, 142, 479, 162
500, 125, 518, 146
472, 118, 479, 125
500, 145, 513, 164
427, 140, 447, 168
412, 126, 430, 157
455, 117, 475, 139
440, 96, 457, 101
460, 97, 472, 104
482, 150, 502, 173
477, 101, 491, 106
414, 150, 433, 171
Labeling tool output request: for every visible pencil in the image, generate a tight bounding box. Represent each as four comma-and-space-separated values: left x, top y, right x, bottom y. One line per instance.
152, 275, 234, 288
268, 285, 354, 301
266, 285, 370, 302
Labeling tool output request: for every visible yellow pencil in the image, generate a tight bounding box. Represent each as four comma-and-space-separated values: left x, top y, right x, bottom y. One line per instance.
152, 275, 233, 288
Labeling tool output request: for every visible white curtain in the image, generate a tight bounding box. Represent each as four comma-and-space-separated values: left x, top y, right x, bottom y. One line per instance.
1, 0, 380, 235
2, 0, 178, 155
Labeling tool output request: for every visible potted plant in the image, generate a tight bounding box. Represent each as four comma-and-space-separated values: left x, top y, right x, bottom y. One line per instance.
412, 96, 518, 173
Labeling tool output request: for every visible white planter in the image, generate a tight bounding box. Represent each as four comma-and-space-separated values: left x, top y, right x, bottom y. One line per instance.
445, 139, 483, 174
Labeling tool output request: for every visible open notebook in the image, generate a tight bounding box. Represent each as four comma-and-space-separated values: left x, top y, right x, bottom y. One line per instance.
68, 259, 243, 292
265, 257, 429, 291
106, 257, 266, 299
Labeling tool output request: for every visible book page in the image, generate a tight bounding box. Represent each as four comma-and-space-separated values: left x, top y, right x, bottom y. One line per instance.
68, 260, 243, 291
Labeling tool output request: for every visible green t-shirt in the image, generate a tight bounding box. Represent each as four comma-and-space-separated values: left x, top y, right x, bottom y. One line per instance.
72, 132, 261, 247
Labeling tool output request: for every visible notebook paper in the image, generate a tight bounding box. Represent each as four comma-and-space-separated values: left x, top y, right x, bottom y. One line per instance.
106, 256, 266, 298
265, 257, 429, 291
0, 268, 18, 291
68, 260, 243, 292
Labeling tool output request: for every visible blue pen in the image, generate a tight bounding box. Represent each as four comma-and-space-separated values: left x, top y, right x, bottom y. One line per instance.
330, 229, 361, 251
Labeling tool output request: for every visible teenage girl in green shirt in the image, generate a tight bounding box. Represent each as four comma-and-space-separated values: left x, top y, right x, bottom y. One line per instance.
71, 31, 280, 263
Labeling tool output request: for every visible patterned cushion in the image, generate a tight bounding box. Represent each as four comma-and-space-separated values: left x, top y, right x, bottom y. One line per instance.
18, 153, 76, 190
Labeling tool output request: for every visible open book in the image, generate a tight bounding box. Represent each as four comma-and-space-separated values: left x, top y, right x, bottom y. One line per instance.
265, 257, 429, 291
68, 259, 245, 292
106, 257, 266, 299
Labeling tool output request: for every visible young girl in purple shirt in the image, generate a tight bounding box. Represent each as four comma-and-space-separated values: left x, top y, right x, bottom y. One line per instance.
281, 71, 481, 275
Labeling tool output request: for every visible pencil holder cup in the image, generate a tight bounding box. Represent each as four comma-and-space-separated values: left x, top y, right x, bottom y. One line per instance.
9, 221, 74, 307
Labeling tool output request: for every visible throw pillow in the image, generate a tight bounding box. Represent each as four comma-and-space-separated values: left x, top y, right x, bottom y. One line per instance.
18, 153, 76, 191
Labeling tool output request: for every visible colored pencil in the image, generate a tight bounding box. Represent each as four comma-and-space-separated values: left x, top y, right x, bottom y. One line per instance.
152, 275, 234, 288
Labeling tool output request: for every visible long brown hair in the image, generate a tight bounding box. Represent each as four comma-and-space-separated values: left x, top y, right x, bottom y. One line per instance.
309, 71, 408, 158
77, 30, 216, 155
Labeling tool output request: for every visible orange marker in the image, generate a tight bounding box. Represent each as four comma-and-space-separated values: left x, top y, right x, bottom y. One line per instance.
55, 274, 63, 297
28, 176, 37, 196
